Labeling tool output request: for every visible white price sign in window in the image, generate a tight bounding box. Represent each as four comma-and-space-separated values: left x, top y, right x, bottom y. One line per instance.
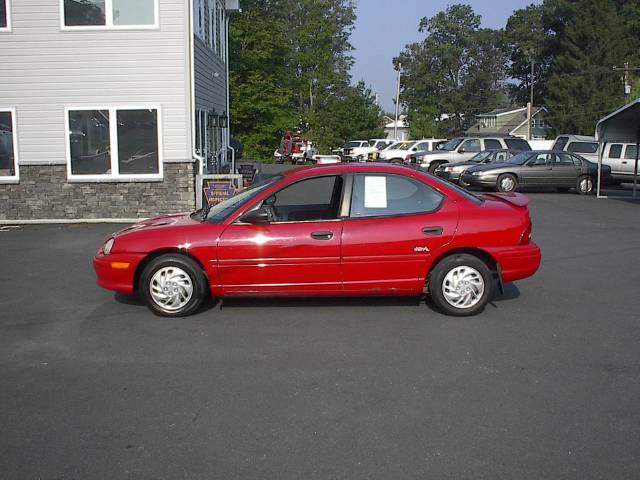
364, 176, 387, 208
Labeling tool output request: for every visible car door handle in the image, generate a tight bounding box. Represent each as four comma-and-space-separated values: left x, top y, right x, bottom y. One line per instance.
311, 231, 333, 240
622, 161, 628, 164
422, 227, 443, 236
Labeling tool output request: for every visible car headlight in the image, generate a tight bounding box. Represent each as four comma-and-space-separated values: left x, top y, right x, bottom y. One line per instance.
102, 237, 115, 255
472, 171, 483, 176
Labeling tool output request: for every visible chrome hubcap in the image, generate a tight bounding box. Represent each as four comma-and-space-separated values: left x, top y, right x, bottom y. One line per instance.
149, 266, 193, 312
442, 266, 485, 309
501, 177, 515, 191
580, 177, 592, 192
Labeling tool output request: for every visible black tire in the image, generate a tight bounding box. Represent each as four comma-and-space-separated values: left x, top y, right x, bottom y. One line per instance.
429, 254, 493, 317
428, 162, 444, 174
497, 173, 518, 193
139, 254, 208, 317
458, 176, 470, 188
576, 175, 594, 195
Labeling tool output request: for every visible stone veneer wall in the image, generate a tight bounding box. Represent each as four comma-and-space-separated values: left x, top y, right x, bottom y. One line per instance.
0, 163, 197, 220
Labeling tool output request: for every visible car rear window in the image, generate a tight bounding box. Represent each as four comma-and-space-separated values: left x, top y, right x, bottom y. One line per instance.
553, 136, 569, 151
625, 145, 638, 160
504, 138, 531, 151
567, 142, 598, 154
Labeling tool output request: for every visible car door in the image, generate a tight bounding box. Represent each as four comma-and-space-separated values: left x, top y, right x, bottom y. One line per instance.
341, 173, 459, 295
521, 153, 554, 185
217, 175, 344, 295
605, 144, 624, 175
457, 139, 481, 161
554, 153, 583, 186
623, 145, 639, 176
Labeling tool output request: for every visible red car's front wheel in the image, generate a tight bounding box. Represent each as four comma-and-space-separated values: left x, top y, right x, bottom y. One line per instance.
140, 254, 208, 317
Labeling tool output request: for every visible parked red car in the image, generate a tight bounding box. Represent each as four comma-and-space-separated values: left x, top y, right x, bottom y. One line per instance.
94, 164, 541, 317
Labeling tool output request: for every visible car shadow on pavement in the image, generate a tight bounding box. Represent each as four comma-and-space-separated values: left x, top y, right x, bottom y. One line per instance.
114, 284, 520, 313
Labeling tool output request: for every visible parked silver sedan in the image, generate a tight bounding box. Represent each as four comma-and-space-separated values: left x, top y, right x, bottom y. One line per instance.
434, 149, 517, 186
461, 151, 612, 194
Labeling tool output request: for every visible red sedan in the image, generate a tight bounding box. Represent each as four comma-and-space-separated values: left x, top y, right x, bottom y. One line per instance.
94, 164, 541, 317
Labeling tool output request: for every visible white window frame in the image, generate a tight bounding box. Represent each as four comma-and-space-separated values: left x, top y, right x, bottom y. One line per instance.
59, 0, 159, 31
0, 107, 19, 183
0, 0, 11, 32
64, 105, 163, 182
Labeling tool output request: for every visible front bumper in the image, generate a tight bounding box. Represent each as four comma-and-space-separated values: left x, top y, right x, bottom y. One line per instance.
460, 173, 498, 187
436, 170, 462, 182
93, 251, 146, 295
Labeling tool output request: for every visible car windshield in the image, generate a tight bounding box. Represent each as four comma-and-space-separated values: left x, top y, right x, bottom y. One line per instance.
440, 138, 463, 151
469, 151, 493, 163
397, 141, 417, 151
507, 152, 533, 165
205, 175, 283, 223
384, 142, 401, 150
345, 141, 363, 148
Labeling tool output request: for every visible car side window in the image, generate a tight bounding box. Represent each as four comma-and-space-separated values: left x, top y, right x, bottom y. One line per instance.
625, 145, 638, 160
556, 153, 576, 166
553, 136, 569, 151
415, 142, 429, 151
504, 138, 531, 151
461, 139, 481, 152
494, 151, 509, 162
350, 174, 443, 218
567, 142, 598, 154
266, 175, 343, 222
609, 144, 622, 158
529, 153, 550, 166
484, 139, 502, 150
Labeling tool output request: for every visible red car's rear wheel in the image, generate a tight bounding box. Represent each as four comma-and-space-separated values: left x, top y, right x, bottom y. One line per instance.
429, 254, 492, 316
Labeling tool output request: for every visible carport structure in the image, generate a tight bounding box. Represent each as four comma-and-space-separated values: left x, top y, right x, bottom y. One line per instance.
596, 99, 640, 198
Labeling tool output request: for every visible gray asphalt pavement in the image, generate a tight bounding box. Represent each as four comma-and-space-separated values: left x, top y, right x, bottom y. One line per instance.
1, 192, 640, 479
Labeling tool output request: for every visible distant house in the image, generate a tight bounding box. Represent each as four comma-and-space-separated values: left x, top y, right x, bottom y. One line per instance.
466, 107, 550, 140
383, 115, 410, 141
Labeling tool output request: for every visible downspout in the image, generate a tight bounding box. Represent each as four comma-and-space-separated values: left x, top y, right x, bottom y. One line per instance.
225, 14, 233, 173
189, 0, 204, 176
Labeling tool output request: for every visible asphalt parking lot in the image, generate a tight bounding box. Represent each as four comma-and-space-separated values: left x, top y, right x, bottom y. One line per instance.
1, 190, 640, 479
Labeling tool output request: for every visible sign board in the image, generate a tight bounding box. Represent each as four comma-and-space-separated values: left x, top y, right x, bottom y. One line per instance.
237, 163, 257, 187
203, 181, 236, 206
196, 174, 243, 209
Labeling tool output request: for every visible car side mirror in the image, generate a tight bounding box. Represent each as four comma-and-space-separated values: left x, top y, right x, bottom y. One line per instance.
240, 207, 270, 224
458, 148, 465, 153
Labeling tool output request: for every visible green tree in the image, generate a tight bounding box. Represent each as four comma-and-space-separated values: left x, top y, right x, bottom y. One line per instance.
544, 0, 631, 134
310, 81, 384, 151
395, 4, 508, 136
228, 0, 295, 159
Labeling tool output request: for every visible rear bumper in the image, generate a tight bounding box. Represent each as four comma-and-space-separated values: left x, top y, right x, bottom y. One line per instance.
93, 252, 146, 295
486, 242, 541, 283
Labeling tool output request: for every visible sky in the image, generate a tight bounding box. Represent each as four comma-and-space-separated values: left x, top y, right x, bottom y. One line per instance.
350, 0, 542, 113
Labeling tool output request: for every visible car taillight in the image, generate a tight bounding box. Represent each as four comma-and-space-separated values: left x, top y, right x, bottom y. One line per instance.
520, 222, 532, 244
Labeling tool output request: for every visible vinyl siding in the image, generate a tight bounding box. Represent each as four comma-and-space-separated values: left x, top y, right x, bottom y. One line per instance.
0, 0, 191, 166
194, 36, 227, 113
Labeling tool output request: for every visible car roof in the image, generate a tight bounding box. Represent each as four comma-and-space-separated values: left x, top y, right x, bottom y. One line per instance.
282, 162, 419, 178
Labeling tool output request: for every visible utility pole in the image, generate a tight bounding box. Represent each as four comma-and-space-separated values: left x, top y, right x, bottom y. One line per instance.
613, 63, 640, 97
527, 56, 534, 141
394, 63, 402, 140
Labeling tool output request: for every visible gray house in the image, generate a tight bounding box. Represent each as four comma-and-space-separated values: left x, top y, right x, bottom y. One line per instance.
0, 0, 240, 221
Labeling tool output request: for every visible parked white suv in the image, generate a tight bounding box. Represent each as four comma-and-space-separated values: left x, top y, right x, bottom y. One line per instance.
412, 136, 531, 173
600, 142, 638, 183
551, 135, 599, 163
379, 139, 447, 163
341, 140, 378, 162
